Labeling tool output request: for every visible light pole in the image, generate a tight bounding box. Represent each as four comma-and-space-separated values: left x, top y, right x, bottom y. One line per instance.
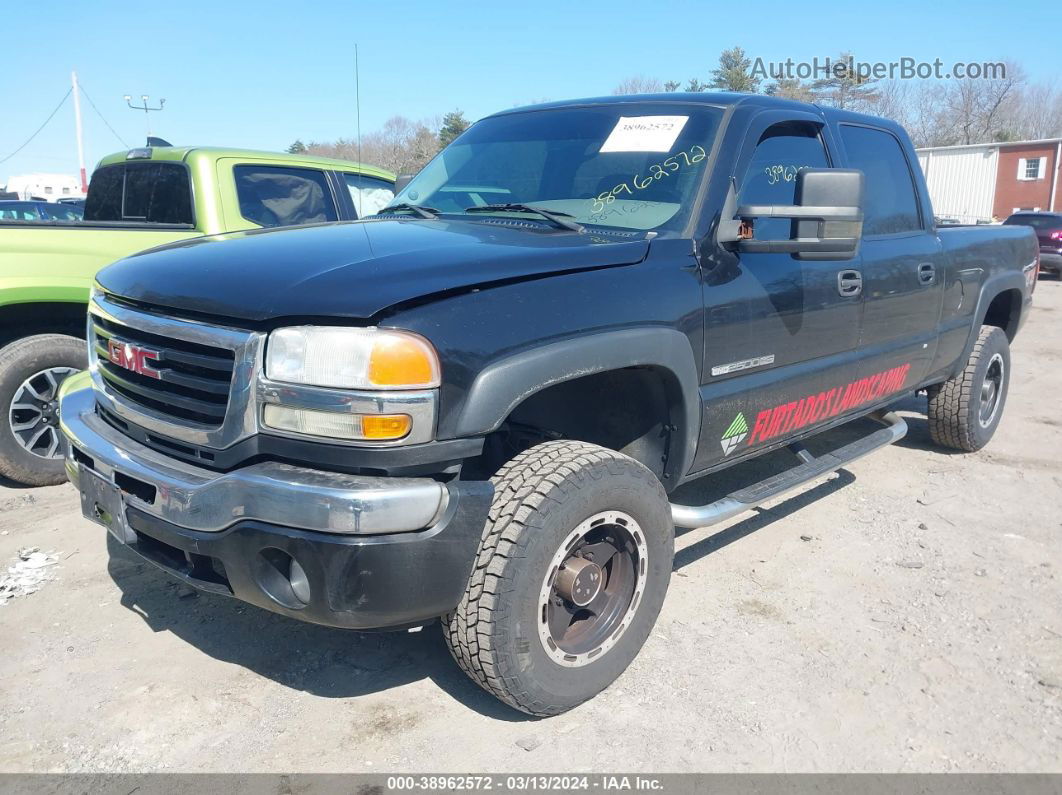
124, 94, 165, 142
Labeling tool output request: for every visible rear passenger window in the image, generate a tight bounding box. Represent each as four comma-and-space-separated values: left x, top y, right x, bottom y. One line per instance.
234, 165, 338, 228
342, 173, 395, 218
840, 125, 921, 235
739, 122, 829, 240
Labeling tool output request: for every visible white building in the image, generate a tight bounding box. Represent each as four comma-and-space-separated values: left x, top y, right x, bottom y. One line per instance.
3, 173, 86, 201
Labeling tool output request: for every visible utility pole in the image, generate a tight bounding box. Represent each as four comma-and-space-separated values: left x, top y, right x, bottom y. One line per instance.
71, 70, 87, 194
123, 94, 165, 142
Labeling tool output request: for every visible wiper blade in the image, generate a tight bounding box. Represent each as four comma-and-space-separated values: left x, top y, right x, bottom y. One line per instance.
464, 203, 584, 232
376, 203, 440, 219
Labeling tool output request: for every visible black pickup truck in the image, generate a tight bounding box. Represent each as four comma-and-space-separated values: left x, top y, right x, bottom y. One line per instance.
58, 93, 1039, 717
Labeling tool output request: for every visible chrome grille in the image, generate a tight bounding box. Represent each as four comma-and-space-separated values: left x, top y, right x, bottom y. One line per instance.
87, 292, 264, 449
91, 315, 235, 426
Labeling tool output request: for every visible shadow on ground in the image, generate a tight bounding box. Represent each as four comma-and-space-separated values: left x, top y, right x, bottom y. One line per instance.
106, 537, 533, 722
105, 396, 931, 720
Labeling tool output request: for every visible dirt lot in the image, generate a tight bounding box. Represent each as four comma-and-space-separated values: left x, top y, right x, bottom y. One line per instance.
1, 281, 1060, 774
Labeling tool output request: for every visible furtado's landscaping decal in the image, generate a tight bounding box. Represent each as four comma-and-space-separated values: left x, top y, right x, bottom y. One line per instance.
720, 412, 750, 456
746, 362, 912, 448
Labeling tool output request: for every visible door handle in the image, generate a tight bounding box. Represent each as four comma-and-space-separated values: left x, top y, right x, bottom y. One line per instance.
837, 269, 862, 297
918, 262, 936, 285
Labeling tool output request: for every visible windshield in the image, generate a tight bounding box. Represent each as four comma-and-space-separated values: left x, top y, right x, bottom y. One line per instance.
388, 104, 724, 233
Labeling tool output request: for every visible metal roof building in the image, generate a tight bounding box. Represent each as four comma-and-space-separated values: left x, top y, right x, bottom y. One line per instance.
916, 138, 1062, 224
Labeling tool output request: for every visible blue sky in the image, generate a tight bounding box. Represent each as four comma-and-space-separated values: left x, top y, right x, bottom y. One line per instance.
3, 0, 1059, 184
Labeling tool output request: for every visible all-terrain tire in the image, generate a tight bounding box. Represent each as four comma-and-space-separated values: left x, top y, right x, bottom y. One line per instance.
926, 325, 1010, 452
0, 334, 86, 486
444, 440, 674, 717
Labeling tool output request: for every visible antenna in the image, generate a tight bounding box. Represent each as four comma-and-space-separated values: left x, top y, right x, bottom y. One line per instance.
354, 43, 363, 216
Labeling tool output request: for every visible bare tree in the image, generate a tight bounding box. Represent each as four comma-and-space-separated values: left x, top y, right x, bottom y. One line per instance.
938, 62, 1025, 144
612, 76, 664, 95
902, 83, 952, 147
305, 115, 441, 175
872, 80, 913, 127
1010, 82, 1062, 140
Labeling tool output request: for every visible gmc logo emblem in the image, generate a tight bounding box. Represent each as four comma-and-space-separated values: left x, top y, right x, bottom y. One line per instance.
107, 339, 162, 379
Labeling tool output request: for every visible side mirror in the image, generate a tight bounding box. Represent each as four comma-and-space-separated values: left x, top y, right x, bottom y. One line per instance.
394, 174, 414, 194
719, 169, 864, 261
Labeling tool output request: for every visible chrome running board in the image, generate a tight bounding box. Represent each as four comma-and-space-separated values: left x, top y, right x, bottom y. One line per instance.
670, 411, 907, 529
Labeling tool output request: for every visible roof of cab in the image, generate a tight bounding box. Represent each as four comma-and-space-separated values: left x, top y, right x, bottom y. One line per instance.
490, 92, 909, 137
492, 91, 816, 116
94, 146, 395, 181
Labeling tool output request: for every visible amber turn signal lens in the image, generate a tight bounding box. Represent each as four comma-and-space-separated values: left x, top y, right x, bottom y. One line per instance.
367, 334, 440, 388
360, 414, 412, 440
262, 405, 412, 441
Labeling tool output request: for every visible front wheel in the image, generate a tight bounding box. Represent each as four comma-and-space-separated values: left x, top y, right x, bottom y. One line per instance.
927, 325, 1010, 452
0, 334, 86, 486
444, 440, 674, 717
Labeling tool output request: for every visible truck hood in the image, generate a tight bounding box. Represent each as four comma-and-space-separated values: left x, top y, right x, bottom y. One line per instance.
95, 218, 650, 323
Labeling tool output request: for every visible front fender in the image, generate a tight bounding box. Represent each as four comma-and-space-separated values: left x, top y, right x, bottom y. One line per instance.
442, 327, 702, 479
0, 280, 93, 308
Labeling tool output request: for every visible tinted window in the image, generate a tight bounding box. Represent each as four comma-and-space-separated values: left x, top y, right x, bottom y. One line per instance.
84, 163, 193, 224
342, 173, 395, 218
42, 204, 83, 221
234, 165, 338, 227
0, 202, 42, 220
1004, 213, 1062, 230
739, 122, 830, 240
840, 125, 921, 235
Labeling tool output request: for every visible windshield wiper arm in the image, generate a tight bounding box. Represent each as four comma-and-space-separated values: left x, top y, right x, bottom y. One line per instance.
376, 203, 440, 219
464, 203, 584, 232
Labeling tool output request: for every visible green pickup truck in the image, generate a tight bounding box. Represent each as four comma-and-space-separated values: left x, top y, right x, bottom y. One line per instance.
0, 146, 395, 485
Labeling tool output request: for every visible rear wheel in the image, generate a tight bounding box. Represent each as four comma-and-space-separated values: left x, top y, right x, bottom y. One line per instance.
927, 325, 1010, 452
0, 334, 86, 486
444, 440, 674, 717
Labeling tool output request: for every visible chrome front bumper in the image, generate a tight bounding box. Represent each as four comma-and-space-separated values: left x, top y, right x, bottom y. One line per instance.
58, 372, 449, 535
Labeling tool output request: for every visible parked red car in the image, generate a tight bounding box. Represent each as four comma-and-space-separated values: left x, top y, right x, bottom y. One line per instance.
1004, 212, 1062, 277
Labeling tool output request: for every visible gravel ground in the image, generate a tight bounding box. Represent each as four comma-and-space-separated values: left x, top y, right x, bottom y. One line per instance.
0, 280, 1059, 774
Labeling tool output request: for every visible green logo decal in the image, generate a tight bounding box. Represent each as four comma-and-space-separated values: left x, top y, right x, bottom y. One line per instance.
720, 412, 749, 456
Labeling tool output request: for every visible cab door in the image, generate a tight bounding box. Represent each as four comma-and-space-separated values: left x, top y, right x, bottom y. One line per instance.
836, 124, 944, 384
692, 112, 863, 472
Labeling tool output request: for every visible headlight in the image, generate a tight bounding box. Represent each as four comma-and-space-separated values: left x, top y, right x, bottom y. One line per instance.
265, 326, 440, 390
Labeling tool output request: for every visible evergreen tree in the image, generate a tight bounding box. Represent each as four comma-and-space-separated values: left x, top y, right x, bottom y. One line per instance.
710, 47, 760, 93
811, 52, 879, 110
438, 110, 471, 148
765, 78, 813, 102
286, 139, 307, 154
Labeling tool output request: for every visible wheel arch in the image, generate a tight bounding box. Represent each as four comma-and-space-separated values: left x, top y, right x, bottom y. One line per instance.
980, 286, 1023, 341
443, 327, 702, 484
0, 300, 88, 349
955, 272, 1026, 372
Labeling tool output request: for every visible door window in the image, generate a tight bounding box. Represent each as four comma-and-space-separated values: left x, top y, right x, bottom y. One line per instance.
233, 165, 338, 228
738, 122, 830, 240
342, 173, 395, 218
839, 125, 921, 235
